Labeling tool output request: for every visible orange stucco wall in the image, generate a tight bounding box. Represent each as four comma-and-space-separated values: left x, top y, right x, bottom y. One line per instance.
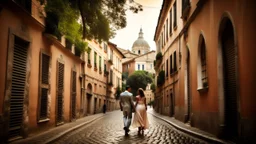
0, 1, 83, 136
155, 0, 256, 139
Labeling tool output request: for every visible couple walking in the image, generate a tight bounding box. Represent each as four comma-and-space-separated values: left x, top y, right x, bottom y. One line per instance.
119, 85, 149, 136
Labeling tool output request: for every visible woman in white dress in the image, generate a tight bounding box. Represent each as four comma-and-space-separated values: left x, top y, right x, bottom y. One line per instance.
132, 88, 149, 135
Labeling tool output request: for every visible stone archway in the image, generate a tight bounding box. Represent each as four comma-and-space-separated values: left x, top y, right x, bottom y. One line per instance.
218, 14, 239, 142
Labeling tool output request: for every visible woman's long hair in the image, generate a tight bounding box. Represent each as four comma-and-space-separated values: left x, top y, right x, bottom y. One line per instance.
138, 88, 145, 97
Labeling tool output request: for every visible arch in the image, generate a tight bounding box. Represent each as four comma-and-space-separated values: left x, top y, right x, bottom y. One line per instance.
86, 83, 93, 114
217, 12, 239, 142
87, 83, 93, 94
197, 33, 208, 90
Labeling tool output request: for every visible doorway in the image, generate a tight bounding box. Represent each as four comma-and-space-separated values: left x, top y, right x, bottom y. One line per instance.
219, 18, 238, 142
185, 48, 191, 123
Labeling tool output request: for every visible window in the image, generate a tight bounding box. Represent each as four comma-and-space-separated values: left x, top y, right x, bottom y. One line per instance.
198, 35, 208, 89
173, 1, 177, 28
164, 25, 165, 45
174, 51, 177, 72
138, 50, 140, 55
94, 52, 97, 68
104, 43, 108, 52
161, 33, 164, 48
182, 0, 190, 18
170, 55, 173, 74
170, 9, 172, 34
166, 59, 168, 77
104, 63, 107, 72
166, 19, 168, 41
151, 64, 153, 69
14, 0, 32, 13
142, 64, 144, 70
110, 70, 113, 83
99, 56, 102, 71
39, 52, 50, 120
138, 64, 140, 70
87, 48, 91, 64
110, 50, 113, 61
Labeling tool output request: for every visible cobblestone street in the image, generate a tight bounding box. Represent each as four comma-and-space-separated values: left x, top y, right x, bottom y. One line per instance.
52, 109, 207, 144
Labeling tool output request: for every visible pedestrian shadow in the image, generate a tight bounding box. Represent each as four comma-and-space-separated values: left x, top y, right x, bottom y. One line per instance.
117, 131, 148, 144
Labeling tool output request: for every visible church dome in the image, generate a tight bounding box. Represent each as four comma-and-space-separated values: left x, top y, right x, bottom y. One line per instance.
132, 28, 150, 55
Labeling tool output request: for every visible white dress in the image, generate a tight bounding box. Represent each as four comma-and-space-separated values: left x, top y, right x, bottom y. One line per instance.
132, 96, 149, 129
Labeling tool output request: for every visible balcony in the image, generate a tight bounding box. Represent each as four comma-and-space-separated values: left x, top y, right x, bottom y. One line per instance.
104, 70, 109, 77
154, 52, 163, 70
157, 70, 165, 87
87, 59, 92, 68
94, 63, 98, 71
108, 59, 113, 65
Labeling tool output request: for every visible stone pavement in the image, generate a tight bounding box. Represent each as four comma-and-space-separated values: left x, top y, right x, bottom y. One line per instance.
11, 108, 230, 144
147, 109, 229, 144
11, 113, 106, 144
52, 109, 208, 144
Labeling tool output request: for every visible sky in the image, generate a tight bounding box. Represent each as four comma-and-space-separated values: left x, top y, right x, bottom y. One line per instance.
110, 0, 163, 51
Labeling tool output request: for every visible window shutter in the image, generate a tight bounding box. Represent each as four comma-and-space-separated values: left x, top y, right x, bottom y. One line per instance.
39, 53, 50, 120
56, 62, 64, 124
8, 37, 28, 139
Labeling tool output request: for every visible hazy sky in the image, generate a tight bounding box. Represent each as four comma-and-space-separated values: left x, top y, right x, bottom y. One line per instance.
110, 0, 163, 51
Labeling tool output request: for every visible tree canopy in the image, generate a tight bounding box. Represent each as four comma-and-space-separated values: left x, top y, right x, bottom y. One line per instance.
126, 71, 153, 96
42, 0, 143, 42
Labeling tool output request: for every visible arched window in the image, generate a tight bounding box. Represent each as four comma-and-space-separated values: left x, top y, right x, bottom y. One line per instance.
197, 34, 208, 90
138, 50, 140, 54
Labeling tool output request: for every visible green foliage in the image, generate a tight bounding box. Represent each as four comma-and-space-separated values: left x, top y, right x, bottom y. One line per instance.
148, 100, 154, 106
115, 85, 122, 100
41, 0, 143, 42
150, 83, 156, 92
157, 70, 165, 86
122, 72, 129, 80
156, 52, 163, 60
74, 40, 88, 56
126, 71, 153, 96
122, 83, 126, 91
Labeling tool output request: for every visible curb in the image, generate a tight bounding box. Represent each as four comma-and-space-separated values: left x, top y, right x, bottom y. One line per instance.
148, 111, 229, 144
44, 114, 106, 144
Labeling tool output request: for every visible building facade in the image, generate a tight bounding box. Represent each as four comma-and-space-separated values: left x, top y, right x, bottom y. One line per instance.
154, 0, 256, 143
0, 0, 84, 141
0, 0, 124, 142
107, 42, 124, 110
120, 28, 155, 103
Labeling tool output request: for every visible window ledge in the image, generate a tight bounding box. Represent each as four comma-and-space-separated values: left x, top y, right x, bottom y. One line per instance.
38, 118, 50, 123
197, 86, 209, 93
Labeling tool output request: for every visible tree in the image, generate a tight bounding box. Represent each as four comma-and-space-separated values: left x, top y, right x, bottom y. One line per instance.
150, 83, 156, 92
126, 71, 153, 96
115, 85, 122, 100
41, 0, 143, 42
